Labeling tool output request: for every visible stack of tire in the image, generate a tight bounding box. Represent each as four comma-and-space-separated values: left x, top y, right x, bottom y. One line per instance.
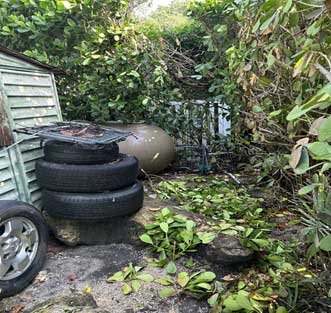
36, 141, 143, 221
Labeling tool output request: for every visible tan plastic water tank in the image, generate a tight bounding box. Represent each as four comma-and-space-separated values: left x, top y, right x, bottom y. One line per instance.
109, 123, 175, 174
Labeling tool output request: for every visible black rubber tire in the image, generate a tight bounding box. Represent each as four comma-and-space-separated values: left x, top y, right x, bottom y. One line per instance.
0, 201, 48, 299
36, 154, 138, 193
42, 181, 144, 220
43, 140, 119, 165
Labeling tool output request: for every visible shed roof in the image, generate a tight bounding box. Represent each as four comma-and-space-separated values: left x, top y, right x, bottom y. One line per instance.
0, 45, 63, 74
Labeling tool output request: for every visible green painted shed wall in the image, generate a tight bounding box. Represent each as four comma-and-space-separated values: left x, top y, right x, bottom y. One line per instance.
0, 51, 62, 208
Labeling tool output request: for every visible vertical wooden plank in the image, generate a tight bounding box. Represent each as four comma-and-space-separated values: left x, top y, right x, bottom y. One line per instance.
0, 92, 13, 146
51, 73, 63, 121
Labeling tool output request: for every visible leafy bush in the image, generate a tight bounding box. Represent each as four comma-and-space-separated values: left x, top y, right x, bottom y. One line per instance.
0, 0, 176, 124
140, 207, 215, 267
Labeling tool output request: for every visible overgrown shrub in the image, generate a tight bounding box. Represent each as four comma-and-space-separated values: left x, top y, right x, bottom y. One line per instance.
0, 0, 177, 124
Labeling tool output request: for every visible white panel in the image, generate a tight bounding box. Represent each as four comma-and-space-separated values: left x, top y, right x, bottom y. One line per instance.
13, 115, 59, 127
0, 151, 19, 200
5, 85, 53, 97
8, 96, 56, 108
11, 106, 58, 119
2, 71, 51, 85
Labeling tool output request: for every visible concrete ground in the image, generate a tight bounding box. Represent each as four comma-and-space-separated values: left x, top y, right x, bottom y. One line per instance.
1, 178, 242, 312
1, 239, 234, 313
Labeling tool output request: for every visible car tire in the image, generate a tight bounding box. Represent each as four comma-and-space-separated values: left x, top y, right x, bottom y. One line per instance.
42, 181, 144, 220
43, 140, 119, 165
0, 201, 48, 299
36, 154, 138, 193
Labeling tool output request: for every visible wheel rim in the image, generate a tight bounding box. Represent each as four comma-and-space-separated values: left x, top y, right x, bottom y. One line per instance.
0, 217, 39, 280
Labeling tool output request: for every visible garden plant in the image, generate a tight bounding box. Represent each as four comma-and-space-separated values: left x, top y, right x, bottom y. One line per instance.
1, 0, 331, 311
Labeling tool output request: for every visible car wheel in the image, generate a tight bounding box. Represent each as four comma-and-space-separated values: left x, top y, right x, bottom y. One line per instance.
0, 201, 48, 299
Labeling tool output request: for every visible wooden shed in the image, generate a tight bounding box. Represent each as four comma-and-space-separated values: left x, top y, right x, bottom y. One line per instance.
0, 45, 62, 208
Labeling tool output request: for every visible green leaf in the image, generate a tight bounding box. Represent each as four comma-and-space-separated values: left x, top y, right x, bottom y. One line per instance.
197, 232, 216, 244
293, 53, 311, 77
122, 283, 132, 295
136, 274, 154, 282
177, 272, 190, 287
82, 58, 91, 66
196, 282, 212, 290
320, 162, 331, 174
298, 184, 317, 195
283, 0, 292, 12
253, 105, 263, 113
259, 13, 275, 31
165, 261, 177, 274
287, 85, 331, 121
251, 238, 271, 248
276, 306, 288, 313
157, 278, 173, 286
159, 287, 177, 299
16, 27, 29, 33
131, 280, 141, 292
238, 281, 246, 290
309, 142, 331, 160
160, 222, 169, 233
320, 235, 331, 251
140, 234, 153, 245
319, 117, 331, 142
59, 0, 74, 9
107, 271, 124, 282
161, 208, 171, 216
307, 21, 321, 36
186, 220, 195, 231
224, 295, 243, 311
269, 109, 282, 118
207, 293, 219, 306
294, 148, 309, 174
191, 271, 216, 284
237, 290, 254, 310
180, 230, 192, 245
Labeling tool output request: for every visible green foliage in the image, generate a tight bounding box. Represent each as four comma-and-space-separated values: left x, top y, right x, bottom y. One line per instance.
154, 175, 315, 312
157, 177, 264, 228
140, 207, 215, 266
157, 270, 218, 300
139, 0, 198, 40
107, 263, 154, 295
299, 174, 331, 262
186, 2, 331, 306
0, 0, 229, 142
0, 0, 178, 125
187, 0, 331, 191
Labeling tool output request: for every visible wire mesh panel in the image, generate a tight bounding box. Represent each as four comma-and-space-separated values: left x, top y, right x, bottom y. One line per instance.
170, 100, 230, 146
173, 145, 209, 173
